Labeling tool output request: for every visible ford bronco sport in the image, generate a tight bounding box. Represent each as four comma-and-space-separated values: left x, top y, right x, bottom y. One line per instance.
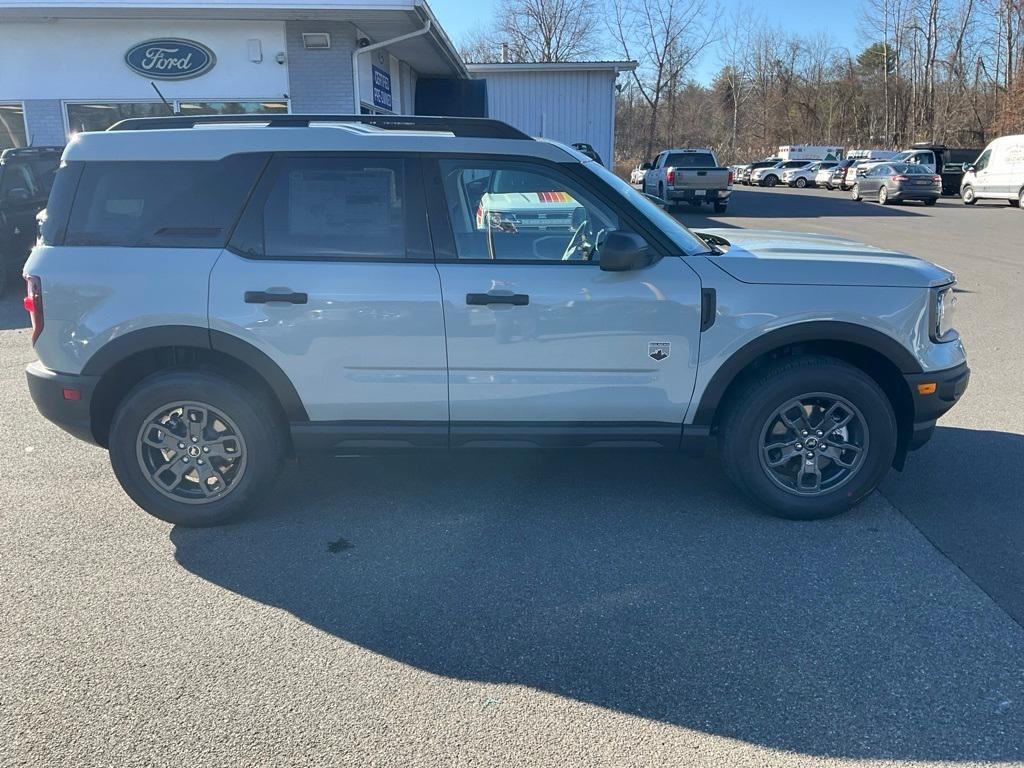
23, 115, 969, 526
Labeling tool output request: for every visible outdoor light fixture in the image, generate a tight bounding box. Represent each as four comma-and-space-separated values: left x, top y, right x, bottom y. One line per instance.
301, 32, 331, 50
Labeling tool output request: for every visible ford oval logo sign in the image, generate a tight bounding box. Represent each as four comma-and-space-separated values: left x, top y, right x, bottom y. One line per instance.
125, 38, 216, 80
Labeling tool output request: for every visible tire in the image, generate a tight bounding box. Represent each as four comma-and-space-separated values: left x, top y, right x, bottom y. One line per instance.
850, 184, 862, 201
713, 202, 728, 214
962, 185, 976, 205
763, 175, 779, 187
825, 182, 834, 191
878, 186, 890, 205
924, 197, 937, 206
108, 369, 286, 527
719, 356, 897, 520
795, 177, 807, 188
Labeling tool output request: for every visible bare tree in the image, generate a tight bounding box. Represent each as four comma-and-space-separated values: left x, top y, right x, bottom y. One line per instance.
609, 0, 719, 158
458, 0, 602, 62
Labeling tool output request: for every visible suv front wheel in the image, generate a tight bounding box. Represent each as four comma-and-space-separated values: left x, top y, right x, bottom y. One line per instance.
720, 356, 897, 520
108, 370, 285, 526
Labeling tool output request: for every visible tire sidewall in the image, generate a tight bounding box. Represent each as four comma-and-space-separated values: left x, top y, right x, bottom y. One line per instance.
725, 364, 897, 520
962, 185, 975, 204
796, 177, 807, 188
108, 370, 282, 526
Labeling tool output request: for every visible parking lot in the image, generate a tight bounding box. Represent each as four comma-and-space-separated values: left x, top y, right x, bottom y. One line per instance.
2, 184, 1023, 767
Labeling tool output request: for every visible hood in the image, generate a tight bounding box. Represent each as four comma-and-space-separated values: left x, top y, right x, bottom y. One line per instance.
698, 228, 954, 288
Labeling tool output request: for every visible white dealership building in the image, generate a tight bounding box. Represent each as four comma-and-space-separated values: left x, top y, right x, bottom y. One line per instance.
0, 0, 632, 163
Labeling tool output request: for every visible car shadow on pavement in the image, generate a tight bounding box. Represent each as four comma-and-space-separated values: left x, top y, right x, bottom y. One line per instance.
171, 436, 1024, 762
883, 426, 1024, 628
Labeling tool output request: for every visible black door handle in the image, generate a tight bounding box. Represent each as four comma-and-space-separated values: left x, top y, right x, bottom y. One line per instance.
466, 293, 529, 306
244, 290, 308, 305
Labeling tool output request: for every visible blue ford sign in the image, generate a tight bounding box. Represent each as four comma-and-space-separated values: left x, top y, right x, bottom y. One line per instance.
125, 39, 216, 80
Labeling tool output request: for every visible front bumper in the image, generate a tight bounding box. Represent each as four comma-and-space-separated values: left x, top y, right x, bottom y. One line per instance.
26, 361, 101, 445
904, 361, 970, 450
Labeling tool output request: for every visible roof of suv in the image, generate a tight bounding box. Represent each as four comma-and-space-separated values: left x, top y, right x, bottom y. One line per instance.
63, 114, 579, 164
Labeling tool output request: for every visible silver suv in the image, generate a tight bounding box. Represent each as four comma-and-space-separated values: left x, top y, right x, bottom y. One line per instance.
23, 115, 969, 526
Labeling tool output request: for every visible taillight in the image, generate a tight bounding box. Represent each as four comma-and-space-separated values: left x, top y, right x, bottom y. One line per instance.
24, 275, 43, 345
932, 175, 941, 183
666, 168, 676, 185
892, 175, 910, 182
727, 170, 734, 185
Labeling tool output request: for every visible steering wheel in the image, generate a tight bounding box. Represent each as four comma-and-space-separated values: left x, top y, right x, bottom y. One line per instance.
561, 220, 590, 261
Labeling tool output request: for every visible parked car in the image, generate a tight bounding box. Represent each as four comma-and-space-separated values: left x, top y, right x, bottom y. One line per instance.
826, 159, 863, 190
643, 148, 732, 212
630, 161, 652, 187
24, 113, 968, 526
857, 143, 981, 195
0, 146, 62, 296
737, 159, 780, 185
784, 161, 838, 188
750, 159, 814, 187
815, 163, 840, 187
850, 163, 941, 205
960, 134, 1024, 207
571, 142, 603, 165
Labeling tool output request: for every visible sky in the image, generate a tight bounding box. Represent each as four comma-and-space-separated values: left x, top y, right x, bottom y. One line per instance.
426, 0, 865, 85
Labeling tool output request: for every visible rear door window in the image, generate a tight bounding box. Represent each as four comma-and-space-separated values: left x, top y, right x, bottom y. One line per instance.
65, 154, 267, 248
229, 155, 428, 261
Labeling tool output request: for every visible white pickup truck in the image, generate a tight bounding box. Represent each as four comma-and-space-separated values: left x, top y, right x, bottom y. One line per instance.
643, 148, 732, 213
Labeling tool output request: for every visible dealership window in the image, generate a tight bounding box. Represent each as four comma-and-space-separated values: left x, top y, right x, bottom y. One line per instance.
0, 104, 28, 151
65, 101, 289, 134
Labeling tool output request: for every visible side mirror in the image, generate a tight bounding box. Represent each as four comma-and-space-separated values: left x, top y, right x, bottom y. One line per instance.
641, 162, 652, 170
963, 163, 975, 172
599, 231, 653, 272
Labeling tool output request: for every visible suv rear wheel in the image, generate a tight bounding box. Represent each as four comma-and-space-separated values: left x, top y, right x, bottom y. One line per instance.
108, 370, 285, 526
720, 356, 897, 520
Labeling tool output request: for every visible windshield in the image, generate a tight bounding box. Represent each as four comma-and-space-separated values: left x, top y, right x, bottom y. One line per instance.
583, 161, 711, 256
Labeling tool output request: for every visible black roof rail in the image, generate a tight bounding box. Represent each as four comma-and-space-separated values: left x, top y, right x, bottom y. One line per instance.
107, 113, 532, 140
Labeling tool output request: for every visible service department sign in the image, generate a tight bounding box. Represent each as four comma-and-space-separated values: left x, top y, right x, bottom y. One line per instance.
125, 38, 216, 80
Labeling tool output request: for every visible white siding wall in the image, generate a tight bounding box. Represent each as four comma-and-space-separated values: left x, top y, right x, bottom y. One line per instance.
480, 69, 618, 164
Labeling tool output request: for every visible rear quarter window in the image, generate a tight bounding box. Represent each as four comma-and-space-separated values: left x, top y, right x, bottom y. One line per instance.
64, 154, 267, 248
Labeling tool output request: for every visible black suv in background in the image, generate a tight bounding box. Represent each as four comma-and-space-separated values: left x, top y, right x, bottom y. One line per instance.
0, 146, 62, 296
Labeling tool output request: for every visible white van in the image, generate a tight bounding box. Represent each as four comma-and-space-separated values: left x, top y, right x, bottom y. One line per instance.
777, 145, 843, 162
847, 149, 899, 161
960, 135, 1024, 207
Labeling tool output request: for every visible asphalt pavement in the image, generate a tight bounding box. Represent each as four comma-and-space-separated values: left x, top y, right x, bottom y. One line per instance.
2, 185, 1023, 767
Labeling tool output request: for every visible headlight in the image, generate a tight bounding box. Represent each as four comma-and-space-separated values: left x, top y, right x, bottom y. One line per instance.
932, 283, 958, 341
